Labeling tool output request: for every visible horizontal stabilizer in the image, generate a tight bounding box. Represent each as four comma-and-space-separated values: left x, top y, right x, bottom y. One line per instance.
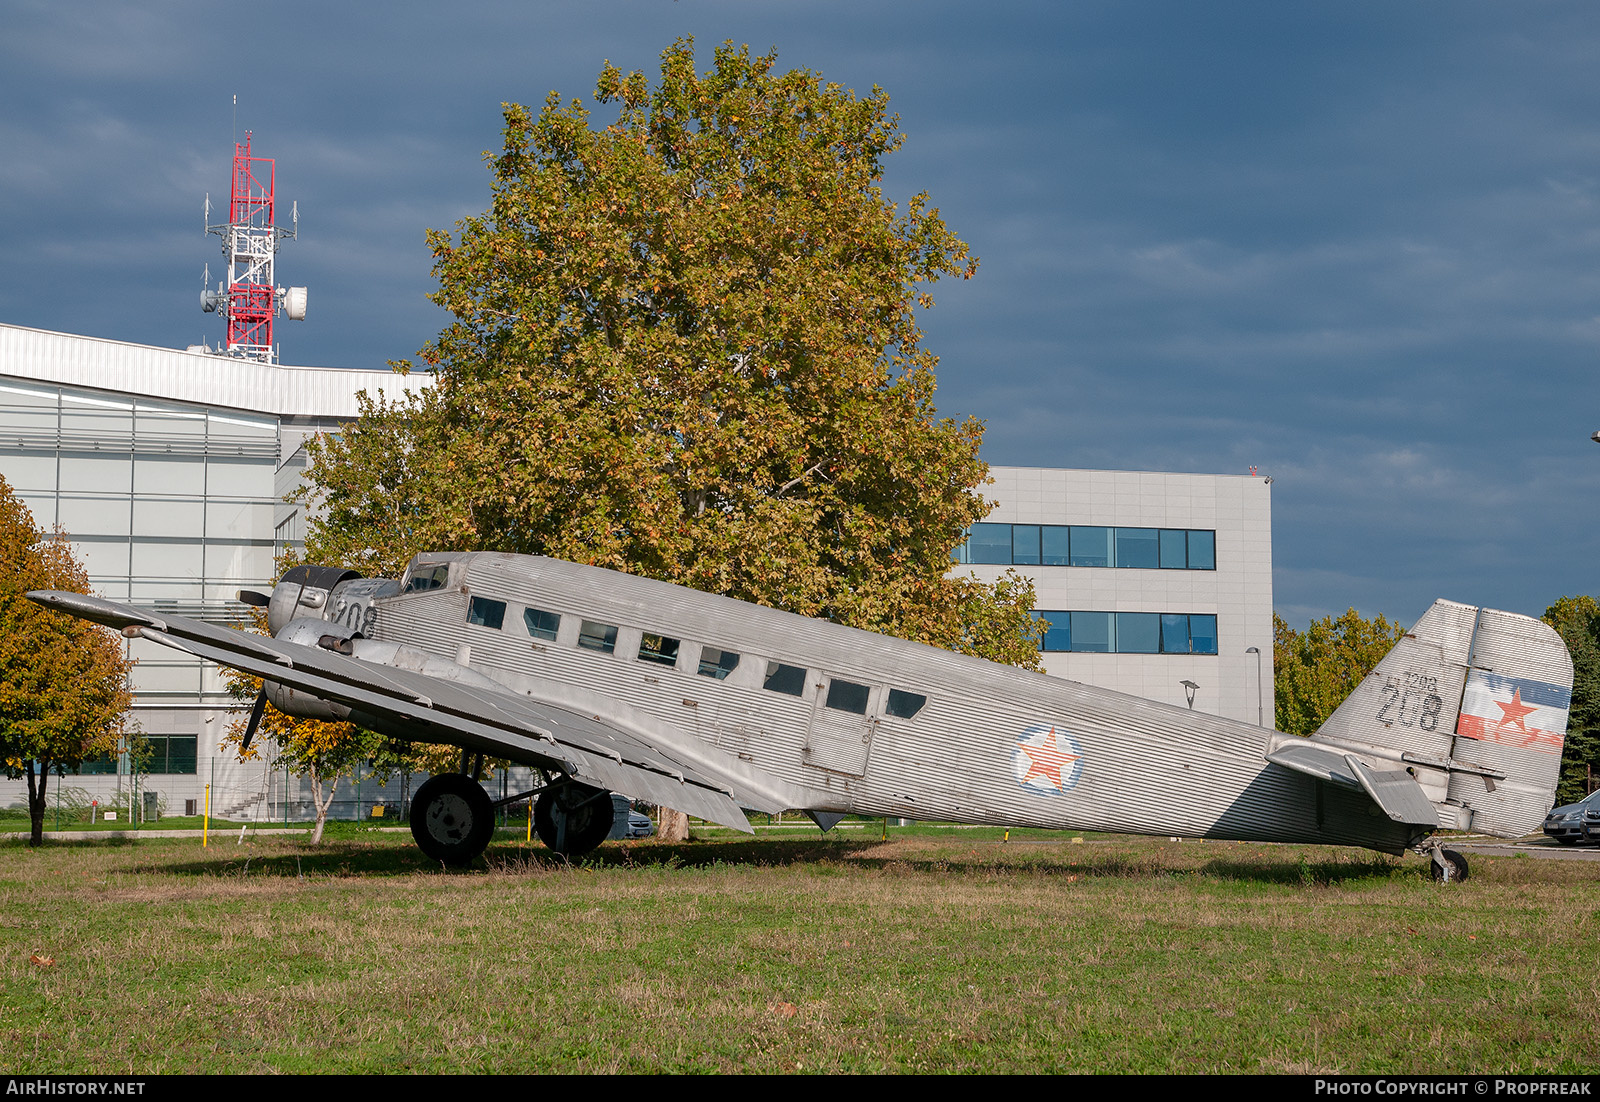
1266, 741, 1439, 827
1265, 742, 1362, 790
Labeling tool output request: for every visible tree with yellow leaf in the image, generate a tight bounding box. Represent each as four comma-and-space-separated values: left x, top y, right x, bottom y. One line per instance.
1273, 609, 1406, 736
0, 475, 133, 846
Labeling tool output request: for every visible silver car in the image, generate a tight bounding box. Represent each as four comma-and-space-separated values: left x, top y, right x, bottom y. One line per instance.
1542, 789, 1600, 845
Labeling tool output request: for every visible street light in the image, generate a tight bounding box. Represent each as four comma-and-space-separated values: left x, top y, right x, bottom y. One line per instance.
1180, 680, 1199, 710
1245, 646, 1263, 726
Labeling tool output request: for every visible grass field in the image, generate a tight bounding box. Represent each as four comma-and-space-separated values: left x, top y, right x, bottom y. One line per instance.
1, 828, 1595, 1074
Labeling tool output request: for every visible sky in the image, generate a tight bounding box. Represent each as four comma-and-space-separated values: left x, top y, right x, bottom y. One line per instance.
3, 0, 1599, 628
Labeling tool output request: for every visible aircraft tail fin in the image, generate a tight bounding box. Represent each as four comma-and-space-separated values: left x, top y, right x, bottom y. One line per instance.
1306, 599, 1572, 839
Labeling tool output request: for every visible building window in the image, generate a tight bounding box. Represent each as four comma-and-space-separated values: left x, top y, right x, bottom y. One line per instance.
1036, 611, 1219, 654
952, 524, 1217, 570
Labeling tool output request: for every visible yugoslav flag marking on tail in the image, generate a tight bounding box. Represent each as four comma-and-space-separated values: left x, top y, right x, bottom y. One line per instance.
1455, 670, 1569, 754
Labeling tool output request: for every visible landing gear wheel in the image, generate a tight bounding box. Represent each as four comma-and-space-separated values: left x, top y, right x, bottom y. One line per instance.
410, 773, 494, 866
535, 783, 614, 857
1428, 847, 1469, 883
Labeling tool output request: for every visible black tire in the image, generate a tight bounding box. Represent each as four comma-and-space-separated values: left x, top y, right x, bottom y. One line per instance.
534, 783, 615, 857
1428, 848, 1469, 883
410, 773, 495, 866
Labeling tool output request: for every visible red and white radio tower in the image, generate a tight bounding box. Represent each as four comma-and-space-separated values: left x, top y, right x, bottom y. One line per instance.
201, 130, 306, 363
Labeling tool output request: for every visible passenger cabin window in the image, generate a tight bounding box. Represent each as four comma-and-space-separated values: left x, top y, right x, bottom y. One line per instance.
763, 661, 807, 697
637, 633, 680, 667
577, 620, 618, 654
402, 564, 450, 593
467, 596, 506, 630
524, 608, 561, 641
825, 679, 870, 715
697, 647, 740, 680
886, 689, 927, 720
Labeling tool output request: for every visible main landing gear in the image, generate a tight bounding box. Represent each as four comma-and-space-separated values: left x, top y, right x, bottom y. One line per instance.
534, 781, 614, 858
409, 773, 616, 866
410, 773, 495, 866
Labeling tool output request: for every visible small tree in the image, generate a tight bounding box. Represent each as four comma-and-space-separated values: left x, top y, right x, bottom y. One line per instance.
0, 476, 134, 846
1541, 596, 1600, 805
1274, 609, 1406, 736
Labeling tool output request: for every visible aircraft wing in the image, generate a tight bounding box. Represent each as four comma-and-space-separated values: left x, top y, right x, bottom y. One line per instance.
27, 590, 771, 832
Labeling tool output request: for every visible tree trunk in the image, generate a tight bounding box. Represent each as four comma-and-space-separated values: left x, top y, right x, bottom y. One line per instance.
25, 760, 47, 848
309, 772, 335, 845
658, 805, 689, 842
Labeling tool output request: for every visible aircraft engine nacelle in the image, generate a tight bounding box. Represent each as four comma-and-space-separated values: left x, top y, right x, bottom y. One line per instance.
247, 565, 364, 635
263, 679, 352, 722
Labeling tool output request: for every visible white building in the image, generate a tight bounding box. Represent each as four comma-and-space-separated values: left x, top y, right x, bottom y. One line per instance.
0, 323, 428, 819
0, 322, 1275, 821
956, 466, 1274, 725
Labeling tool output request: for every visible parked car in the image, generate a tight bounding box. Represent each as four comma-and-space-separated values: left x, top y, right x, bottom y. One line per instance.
605, 794, 657, 840
1542, 789, 1600, 844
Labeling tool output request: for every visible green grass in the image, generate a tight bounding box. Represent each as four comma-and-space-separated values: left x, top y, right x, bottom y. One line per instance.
0, 830, 1595, 1074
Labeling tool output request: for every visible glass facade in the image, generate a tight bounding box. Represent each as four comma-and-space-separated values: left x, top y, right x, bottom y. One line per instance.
0, 379, 281, 705
953, 523, 1216, 569
1033, 611, 1219, 654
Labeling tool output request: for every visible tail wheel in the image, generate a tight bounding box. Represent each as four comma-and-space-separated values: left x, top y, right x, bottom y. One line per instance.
1428, 848, 1469, 883
535, 783, 614, 857
410, 773, 494, 866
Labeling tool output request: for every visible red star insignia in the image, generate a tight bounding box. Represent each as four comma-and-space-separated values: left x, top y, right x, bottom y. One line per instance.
1493, 688, 1537, 736
1019, 728, 1079, 790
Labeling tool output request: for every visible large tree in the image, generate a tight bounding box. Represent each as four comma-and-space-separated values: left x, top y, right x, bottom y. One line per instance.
0, 476, 134, 845
1541, 596, 1600, 805
1274, 609, 1406, 736
302, 38, 1039, 667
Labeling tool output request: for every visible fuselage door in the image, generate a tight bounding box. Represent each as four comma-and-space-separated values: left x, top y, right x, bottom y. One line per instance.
803, 675, 879, 777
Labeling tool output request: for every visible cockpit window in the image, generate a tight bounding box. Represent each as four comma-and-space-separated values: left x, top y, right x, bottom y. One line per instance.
886, 689, 927, 720
524, 608, 561, 642
697, 647, 740, 680
467, 597, 506, 630
402, 564, 450, 593
577, 620, 618, 654
637, 633, 680, 667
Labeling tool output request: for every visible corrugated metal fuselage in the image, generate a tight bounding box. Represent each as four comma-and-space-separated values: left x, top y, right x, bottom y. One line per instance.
363, 553, 1415, 854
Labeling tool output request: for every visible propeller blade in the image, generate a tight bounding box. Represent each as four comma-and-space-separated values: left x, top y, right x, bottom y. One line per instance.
240, 689, 268, 755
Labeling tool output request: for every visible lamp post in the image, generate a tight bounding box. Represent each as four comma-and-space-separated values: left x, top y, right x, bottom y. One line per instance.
1245, 646, 1263, 726
1180, 680, 1199, 710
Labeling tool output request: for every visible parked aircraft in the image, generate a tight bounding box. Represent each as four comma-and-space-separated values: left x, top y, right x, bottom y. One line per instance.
29, 551, 1573, 881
